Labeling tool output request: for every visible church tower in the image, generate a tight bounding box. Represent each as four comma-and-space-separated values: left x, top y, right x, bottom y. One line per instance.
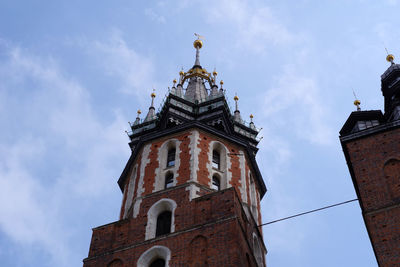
83, 38, 267, 267
340, 54, 400, 266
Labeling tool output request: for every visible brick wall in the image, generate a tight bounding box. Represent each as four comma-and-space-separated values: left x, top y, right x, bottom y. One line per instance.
344, 127, 400, 267
84, 187, 265, 267
120, 128, 262, 224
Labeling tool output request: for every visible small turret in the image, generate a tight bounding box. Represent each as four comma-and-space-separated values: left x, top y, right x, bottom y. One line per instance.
133, 110, 141, 125
233, 94, 242, 122
144, 91, 156, 122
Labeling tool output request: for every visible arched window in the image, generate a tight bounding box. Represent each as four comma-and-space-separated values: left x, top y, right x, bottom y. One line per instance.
156, 211, 172, 237
107, 259, 123, 267
212, 150, 220, 169
137, 245, 171, 267
167, 148, 176, 167
211, 175, 220, 191
165, 172, 173, 189
145, 199, 176, 240
149, 258, 165, 267
249, 173, 258, 220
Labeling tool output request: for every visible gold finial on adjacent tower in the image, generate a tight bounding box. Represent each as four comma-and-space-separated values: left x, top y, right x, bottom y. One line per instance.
386, 54, 395, 65
354, 99, 361, 108
384, 46, 395, 65
353, 89, 361, 111
137, 109, 142, 115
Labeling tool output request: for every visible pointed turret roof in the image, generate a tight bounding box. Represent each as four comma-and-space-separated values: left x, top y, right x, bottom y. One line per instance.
144, 91, 156, 122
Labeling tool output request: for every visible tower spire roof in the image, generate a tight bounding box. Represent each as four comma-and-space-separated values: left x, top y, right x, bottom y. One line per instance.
193, 33, 203, 68
144, 91, 156, 122
233, 94, 242, 122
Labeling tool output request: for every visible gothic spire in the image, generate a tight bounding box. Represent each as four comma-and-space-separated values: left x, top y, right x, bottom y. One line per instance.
233, 94, 242, 122
193, 33, 203, 67
184, 35, 208, 102
144, 91, 156, 122
133, 109, 141, 125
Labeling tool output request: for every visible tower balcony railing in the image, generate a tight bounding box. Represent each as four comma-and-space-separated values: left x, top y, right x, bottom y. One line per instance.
127, 85, 261, 140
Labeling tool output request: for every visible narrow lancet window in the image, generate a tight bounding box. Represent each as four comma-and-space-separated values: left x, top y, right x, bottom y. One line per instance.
156, 211, 172, 237
165, 172, 174, 189
211, 175, 220, 191
212, 150, 220, 169
167, 148, 176, 167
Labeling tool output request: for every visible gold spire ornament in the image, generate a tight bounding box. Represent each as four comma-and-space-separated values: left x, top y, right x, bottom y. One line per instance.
354, 99, 361, 111
386, 54, 395, 64
137, 109, 142, 115
234, 95, 239, 101
193, 33, 204, 49
352, 89, 361, 111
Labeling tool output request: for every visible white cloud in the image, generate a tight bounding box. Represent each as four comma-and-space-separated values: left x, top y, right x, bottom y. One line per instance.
207, 0, 294, 53
261, 64, 335, 146
0, 42, 130, 266
144, 8, 166, 23
88, 31, 156, 96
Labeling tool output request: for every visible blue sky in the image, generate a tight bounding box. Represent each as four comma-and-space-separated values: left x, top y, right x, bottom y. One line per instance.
1, 0, 399, 266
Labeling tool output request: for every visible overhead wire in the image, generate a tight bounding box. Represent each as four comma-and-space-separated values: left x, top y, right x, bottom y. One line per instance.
258, 198, 358, 227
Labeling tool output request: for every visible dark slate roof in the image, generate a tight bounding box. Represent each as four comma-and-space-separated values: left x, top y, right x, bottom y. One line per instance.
339, 110, 384, 136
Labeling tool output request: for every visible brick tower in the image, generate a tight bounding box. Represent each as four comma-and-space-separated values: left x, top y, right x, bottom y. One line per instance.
83, 38, 267, 266
340, 54, 400, 266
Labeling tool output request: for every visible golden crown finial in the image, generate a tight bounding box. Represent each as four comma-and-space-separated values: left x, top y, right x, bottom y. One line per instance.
220, 80, 224, 85
213, 69, 218, 76
137, 109, 142, 115
151, 92, 156, 98
386, 54, 395, 63
193, 39, 203, 49
193, 33, 204, 49
354, 99, 360, 106
250, 114, 254, 119
234, 95, 239, 101
173, 79, 177, 84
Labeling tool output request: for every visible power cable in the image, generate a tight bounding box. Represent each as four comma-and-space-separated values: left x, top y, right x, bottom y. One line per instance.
258, 198, 358, 227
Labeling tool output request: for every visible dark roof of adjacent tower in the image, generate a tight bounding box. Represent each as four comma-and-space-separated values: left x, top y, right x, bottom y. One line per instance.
340, 54, 400, 139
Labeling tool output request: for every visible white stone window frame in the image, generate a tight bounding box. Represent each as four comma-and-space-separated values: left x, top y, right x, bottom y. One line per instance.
249, 172, 259, 223
207, 141, 231, 190
137, 245, 171, 267
145, 198, 177, 240
122, 164, 138, 219
252, 233, 264, 267
154, 139, 181, 192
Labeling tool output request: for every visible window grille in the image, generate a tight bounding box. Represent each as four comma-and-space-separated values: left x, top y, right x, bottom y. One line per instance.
167, 148, 176, 167
165, 173, 174, 189
212, 150, 220, 169
211, 175, 220, 190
